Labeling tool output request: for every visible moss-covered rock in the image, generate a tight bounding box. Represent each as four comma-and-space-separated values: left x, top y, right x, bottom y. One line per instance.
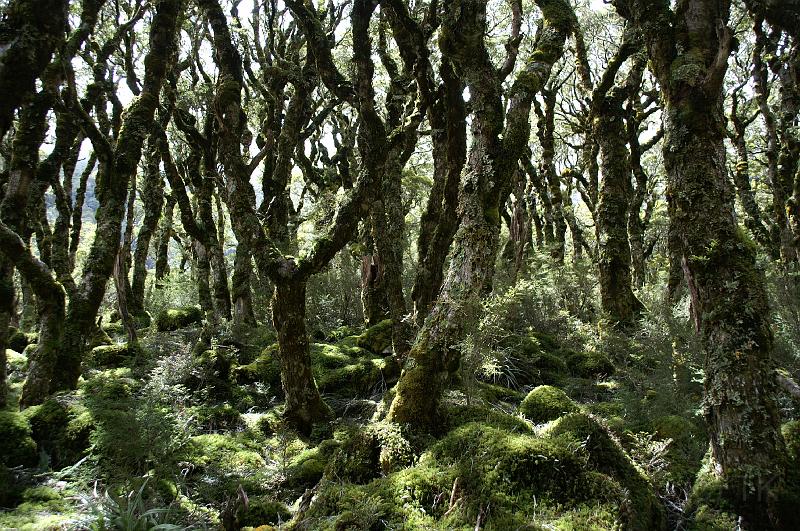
0, 411, 38, 467
495, 334, 569, 386
8, 330, 37, 353
326, 422, 415, 484
0, 485, 78, 530
545, 413, 664, 529
234, 342, 400, 399
86, 342, 140, 369
87, 326, 113, 349
155, 306, 204, 331
24, 395, 94, 470
355, 319, 393, 353
519, 385, 578, 423
566, 350, 615, 378
239, 497, 292, 527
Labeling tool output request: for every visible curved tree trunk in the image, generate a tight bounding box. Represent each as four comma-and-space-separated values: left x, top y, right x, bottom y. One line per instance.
53, 0, 183, 391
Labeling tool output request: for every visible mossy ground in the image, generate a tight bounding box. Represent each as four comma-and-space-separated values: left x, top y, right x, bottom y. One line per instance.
1, 320, 796, 530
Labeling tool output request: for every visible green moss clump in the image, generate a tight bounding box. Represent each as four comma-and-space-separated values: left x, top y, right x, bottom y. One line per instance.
86, 342, 140, 369
783, 420, 800, 463
155, 306, 204, 331
355, 319, 393, 353
24, 396, 94, 470
189, 403, 244, 432
101, 321, 125, 336
545, 413, 665, 529
239, 497, 292, 527
566, 350, 615, 378
0, 411, 38, 467
326, 422, 415, 484
234, 342, 399, 400
476, 381, 525, 403
79, 368, 139, 400
520, 385, 579, 423
9, 331, 37, 353
7, 349, 29, 381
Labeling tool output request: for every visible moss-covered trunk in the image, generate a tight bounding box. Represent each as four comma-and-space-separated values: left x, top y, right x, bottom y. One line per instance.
411, 61, 466, 324
231, 239, 256, 326
0, 0, 68, 139
596, 87, 643, 325
665, 100, 787, 527
272, 279, 332, 433
131, 138, 165, 316
617, 0, 789, 524
388, 0, 573, 429
154, 193, 176, 285
53, 0, 183, 391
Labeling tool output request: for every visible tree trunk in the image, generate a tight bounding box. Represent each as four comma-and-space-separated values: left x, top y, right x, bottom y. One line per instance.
53, 0, 182, 391
231, 239, 256, 326
618, 0, 789, 524
131, 137, 165, 316
272, 279, 332, 434
596, 86, 644, 325
154, 192, 176, 284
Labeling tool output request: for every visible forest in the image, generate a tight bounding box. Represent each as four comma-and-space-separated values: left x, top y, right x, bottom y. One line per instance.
1, 0, 800, 528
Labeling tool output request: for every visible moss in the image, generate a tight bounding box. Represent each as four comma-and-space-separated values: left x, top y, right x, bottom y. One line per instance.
0, 410, 38, 467
652, 414, 706, 484
86, 342, 140, 369
566, 350, 615, 378
24, 395, 94, 469
476, 381, 525, 403
87, 326, 113, 349
545, 413, 665, 529
782, 420, 800, 463
443, 400, 532, 434
9, 331, 37, 353
355, 319, 393, 353
79, 367, 139, 400
101, 321, 125, 336
234, 342, 399, 399
155, 306, 204, 331
184, 433, 266, 472
239, 497, 292, 527
496, 334, 569, 386
7, 349, 29, 381
188, 403, 244, 432
520, 385, 579, 423
326, 422, 415, 484
0, 485, 77, 530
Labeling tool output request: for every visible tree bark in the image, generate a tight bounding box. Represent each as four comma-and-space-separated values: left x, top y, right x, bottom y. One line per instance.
616, 0, 789, 525
54, 0, 183, 391
388, 0, 574, 429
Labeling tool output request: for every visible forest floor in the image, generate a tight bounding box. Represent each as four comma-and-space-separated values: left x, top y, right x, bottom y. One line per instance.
1, 307, 799, 530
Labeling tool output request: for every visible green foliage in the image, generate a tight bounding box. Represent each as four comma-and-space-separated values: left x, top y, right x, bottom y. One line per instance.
154, 306, 204, 332
519, 385, 579, 423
